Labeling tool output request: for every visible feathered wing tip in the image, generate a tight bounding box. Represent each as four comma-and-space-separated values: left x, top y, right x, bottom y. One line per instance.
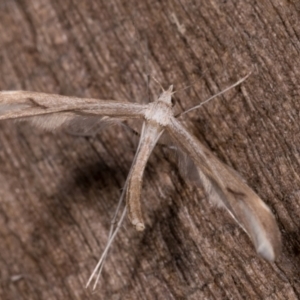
186, 154, 281, 261
207, 157, 281, 261
168, 119, 281, 261
230, 191, 281, 261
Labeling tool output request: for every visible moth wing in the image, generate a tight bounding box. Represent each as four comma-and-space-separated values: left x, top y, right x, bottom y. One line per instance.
168, 119, 281, 261
60, 116, 122, 136
0, 91, 146, 131
193, 151, 280, 260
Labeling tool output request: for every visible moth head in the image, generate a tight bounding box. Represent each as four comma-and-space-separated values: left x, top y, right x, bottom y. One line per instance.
157, 85, 175, 106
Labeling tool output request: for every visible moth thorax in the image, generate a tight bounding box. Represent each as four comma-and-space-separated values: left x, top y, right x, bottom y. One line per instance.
144, 102, 172, 126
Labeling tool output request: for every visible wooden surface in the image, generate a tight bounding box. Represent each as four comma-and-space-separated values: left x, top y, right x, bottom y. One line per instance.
0, 0, 299, 299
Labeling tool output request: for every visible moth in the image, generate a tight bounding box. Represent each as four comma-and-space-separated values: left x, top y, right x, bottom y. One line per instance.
0, 75, 281, 289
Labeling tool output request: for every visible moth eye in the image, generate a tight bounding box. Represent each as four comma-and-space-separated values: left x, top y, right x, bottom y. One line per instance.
171, 98, 176, 106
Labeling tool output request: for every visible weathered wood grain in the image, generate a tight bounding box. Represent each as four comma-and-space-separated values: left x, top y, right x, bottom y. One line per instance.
0, 0, 299, 299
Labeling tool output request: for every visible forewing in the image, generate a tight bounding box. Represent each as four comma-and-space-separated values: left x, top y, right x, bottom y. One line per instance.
167, 118, 281, 261
0, 91, 147, 131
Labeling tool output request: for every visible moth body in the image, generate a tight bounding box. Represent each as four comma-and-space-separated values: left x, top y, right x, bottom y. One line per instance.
0, 79, 282, 289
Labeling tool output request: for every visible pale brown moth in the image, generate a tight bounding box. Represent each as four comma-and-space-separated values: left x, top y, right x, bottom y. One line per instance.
0, 75, 281, 289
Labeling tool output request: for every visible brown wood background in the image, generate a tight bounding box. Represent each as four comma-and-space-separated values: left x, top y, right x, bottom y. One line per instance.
0, 0, 299, 299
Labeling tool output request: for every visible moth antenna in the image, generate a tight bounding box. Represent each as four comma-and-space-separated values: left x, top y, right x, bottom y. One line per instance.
151, 76, 165, 92
144, 38, 151, 103
172, 82, 194, 95
181, 72, 251, 116
169, 69, 209, 97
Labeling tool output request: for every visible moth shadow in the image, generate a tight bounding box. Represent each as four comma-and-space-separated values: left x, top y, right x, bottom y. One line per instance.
123, 180, 201, 290
278, 229, 300, 280
28, 159, 129, 277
